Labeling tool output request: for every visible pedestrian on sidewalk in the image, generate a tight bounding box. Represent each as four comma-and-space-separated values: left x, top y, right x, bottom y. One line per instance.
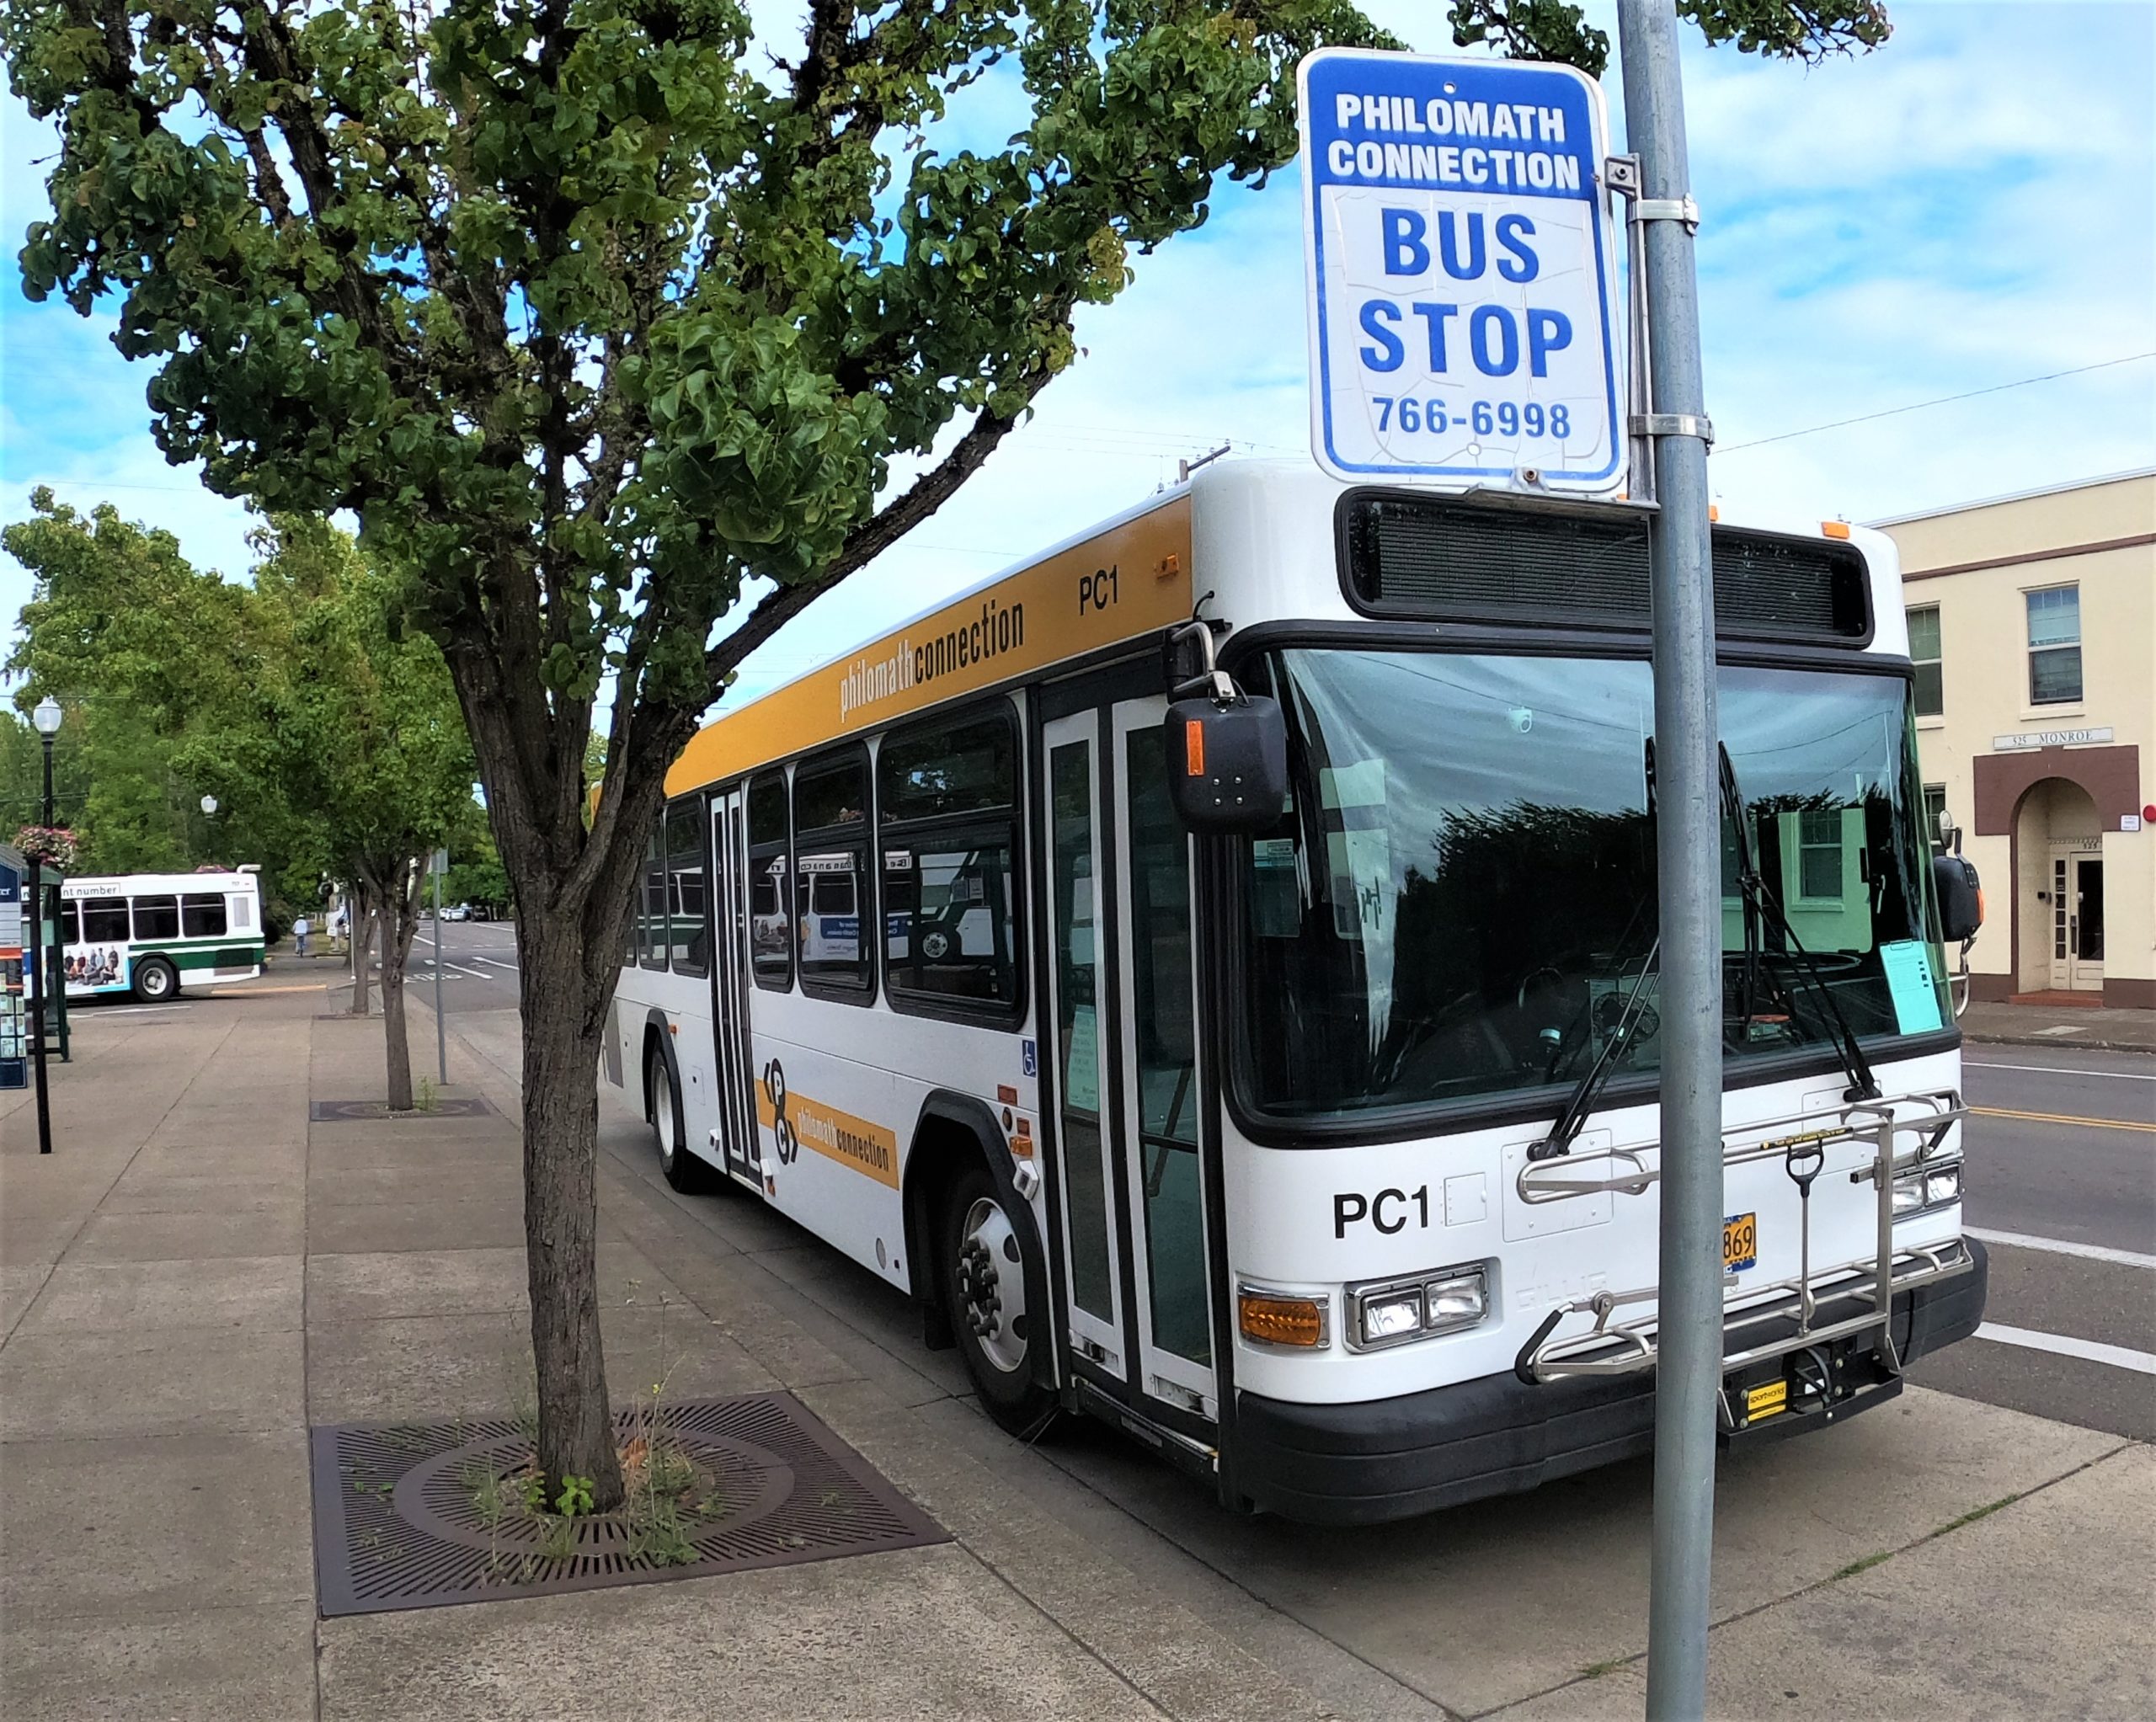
294, 913, 312, 958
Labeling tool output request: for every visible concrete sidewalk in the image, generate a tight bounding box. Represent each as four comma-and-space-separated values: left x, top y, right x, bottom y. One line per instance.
3, 980, 2149, 1720
1959, 996, 2156, 1053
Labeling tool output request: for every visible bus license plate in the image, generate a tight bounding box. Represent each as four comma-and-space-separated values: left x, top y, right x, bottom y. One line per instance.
1723, 1213, 1758, 1273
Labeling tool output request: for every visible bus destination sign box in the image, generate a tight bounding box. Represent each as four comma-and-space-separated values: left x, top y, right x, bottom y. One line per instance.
1298, 49, 1625, 493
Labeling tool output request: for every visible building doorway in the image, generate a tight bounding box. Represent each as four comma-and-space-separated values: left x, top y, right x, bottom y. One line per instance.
2047, 845, 2105, 991
2014, 777, 2105, 995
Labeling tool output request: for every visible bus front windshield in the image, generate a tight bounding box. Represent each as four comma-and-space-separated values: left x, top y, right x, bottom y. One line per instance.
1238, 649, 1947, 1123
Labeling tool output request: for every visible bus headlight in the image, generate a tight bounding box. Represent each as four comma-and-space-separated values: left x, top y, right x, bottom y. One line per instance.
1892, 1159, 1962, 1218
1346, 1265, 1489, 1351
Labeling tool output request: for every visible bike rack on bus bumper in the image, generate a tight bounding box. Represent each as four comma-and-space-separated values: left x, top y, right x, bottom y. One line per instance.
1511, 1093, 1977, 1417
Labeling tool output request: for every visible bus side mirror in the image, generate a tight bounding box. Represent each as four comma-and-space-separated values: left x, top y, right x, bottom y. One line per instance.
1165, 696, 1287, 834
1933, 852, 1983, 946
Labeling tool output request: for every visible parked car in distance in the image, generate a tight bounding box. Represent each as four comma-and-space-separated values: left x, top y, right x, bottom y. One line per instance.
440, 903, 472, 922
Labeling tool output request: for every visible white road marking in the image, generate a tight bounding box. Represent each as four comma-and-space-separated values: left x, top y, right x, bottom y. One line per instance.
472, 957, 520, 969
94, 1005, 182, 1016
1973, 1323, 2156, 1375
1964, 1228, 2156, 1271
1964, 1059, 2156, 1082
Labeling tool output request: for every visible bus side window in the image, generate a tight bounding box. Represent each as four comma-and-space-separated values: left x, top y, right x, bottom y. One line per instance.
747, 769, 793, 991
132, 894, 181, 941
877, 701, 1021, 1017
792, 746, 873, 998
183, 893, 228, 938
640, 823, 669, 970
60, 900, 80, 945
81, 898, 130, 943
666, 797, 710, 978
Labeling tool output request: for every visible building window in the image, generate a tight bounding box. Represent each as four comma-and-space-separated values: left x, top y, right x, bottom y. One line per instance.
1797, 810, 1844, 901
2025, 585, 2082, 706
1907, 605, 1942, 717
1923, 784, 1948, 850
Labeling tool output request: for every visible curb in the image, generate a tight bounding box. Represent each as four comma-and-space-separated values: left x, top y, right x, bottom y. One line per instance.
1961, 1029, 2156, 1056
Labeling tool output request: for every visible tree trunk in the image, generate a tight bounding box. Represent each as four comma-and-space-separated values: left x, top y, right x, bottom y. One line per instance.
380, 866, 415, 1112
517, 912, 626, 1509
349, 882, 376, 1016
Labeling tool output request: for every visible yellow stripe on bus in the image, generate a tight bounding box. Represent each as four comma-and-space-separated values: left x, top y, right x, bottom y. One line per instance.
755, 1082, 904, 1189
666, 496, 1193, 795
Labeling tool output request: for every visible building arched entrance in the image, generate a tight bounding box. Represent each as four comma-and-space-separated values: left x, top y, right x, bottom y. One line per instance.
2012, 778, 2103, 993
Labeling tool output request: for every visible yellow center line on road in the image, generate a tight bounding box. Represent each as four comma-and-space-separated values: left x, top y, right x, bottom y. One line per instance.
204, 982, 334, 997
1968, 1105, 2156, 1135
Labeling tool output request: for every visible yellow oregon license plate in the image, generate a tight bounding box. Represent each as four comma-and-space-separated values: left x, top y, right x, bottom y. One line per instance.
1723, 1212, 1758, 1272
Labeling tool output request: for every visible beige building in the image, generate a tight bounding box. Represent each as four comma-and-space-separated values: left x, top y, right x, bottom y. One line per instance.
1876, 470, 2154, 1008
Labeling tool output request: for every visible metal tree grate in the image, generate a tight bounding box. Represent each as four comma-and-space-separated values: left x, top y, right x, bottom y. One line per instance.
311, 1393, 946, 1616
309, 1097, 494, 1121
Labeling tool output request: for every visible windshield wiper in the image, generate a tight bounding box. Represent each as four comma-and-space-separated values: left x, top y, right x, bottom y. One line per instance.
1529, 935, 1661, 1161
1718, 744, 1880, 1102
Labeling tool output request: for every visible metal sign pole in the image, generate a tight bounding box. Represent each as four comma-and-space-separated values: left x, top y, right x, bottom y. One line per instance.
27, 855, 51, 1154
432, 856, 448, 1087
1616, 3, 1723, 1717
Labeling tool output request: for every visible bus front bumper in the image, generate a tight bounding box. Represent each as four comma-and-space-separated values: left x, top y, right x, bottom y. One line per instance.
1229, 1238, 1988, 1527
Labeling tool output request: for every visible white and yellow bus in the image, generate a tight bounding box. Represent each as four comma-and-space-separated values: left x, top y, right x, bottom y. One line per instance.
55, 870, 265, 1002
608, 460, 1988, 1523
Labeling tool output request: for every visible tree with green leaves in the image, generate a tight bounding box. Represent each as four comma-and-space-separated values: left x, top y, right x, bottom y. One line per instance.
4, 488, 298, 878
3, 0, 1893, 1508
7, 493, 476, 1101
253, 516, 480, 1103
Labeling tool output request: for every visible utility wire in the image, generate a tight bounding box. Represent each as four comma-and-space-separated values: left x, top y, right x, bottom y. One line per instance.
1715, 352, 2156, 455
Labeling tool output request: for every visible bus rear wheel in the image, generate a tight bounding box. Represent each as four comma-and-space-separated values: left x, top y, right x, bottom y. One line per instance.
132, 957, 179, 1003
942, 1165, 1057, 1441
648, 1045, 712, 1194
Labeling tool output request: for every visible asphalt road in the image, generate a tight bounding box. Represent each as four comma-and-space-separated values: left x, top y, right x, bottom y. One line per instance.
399, 914, 524, 1010
1906, 1043, 2155, 1442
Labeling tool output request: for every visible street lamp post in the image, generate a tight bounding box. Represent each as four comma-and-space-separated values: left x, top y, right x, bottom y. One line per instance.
29, 695, 62, 1155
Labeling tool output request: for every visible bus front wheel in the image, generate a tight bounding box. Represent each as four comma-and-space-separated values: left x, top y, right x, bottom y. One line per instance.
941, 1165, 1056, 1441
132, 957, 179, 1003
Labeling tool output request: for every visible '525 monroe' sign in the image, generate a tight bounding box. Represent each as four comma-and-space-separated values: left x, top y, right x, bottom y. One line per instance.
1298, 48, 1625, 493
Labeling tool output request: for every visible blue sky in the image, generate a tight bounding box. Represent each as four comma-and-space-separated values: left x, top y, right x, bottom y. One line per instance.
3, 1, 2151, 704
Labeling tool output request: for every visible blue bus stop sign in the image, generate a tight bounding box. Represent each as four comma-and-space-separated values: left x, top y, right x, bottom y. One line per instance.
1298, 49, 1625, 493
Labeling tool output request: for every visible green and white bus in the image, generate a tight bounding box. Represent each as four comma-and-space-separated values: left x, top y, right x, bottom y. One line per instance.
55, 871, 266, 1002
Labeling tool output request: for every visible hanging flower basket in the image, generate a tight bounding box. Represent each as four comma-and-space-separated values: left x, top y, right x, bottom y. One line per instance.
15, 826, 77, 870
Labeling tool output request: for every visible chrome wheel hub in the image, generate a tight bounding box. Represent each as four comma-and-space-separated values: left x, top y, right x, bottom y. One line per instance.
957, 1196, 1027, 1374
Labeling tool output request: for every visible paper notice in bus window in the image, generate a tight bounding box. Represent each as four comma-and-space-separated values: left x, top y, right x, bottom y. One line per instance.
1251, 838, 1300, 938
1065, 1004, 1101, 1114
1878, 940, 1945, 1036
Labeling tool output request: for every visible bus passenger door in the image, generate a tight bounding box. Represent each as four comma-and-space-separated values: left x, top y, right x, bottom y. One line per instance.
709, 787, 760, 1183
1042, 713, 1126, 1380
1110, 697, 1215, 1421
1041, 690, 1217, 1425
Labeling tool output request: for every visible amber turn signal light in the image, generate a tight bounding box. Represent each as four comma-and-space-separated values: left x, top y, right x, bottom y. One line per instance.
1238, 1289, 1327, 1349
